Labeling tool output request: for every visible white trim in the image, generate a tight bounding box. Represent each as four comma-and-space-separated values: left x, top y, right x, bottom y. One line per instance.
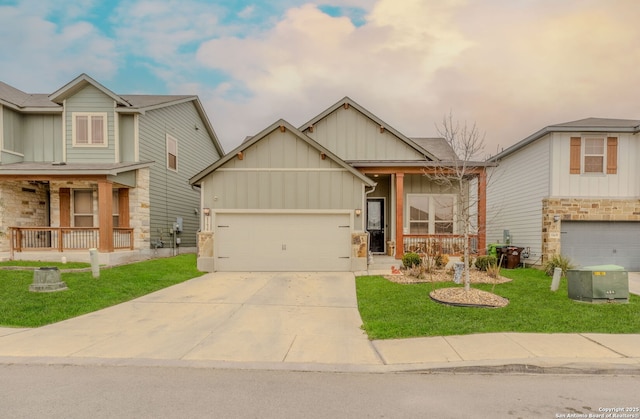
62, 100, 67, 161
405, 193, 457, 234
166, 133, 178, 172
134, 114, 139, 161
71, 112, 109, 147
581, 135, 607, 175
113, 101, 119, 162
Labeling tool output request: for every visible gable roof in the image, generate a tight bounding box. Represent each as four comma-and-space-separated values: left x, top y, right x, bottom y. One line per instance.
0, 75, 224, 156
190, 119, 376, 187
49, 73, 131, 106
489, 117, 640, 162
299, 96, 440, 161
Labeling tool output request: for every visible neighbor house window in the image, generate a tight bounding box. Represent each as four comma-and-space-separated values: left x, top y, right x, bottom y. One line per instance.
112, 190, 119, 227
407, 194, 455, 234
167, 134, 178, 171
73, 190, 93, 227
570, 136, 618, 174
583, 137, 605, 173
72, 113, 107, 146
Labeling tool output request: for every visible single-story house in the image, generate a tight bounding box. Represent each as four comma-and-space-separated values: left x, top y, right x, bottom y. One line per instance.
191, 97, 489, 272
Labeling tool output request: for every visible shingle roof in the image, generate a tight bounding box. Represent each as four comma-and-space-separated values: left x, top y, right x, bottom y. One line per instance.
553, 117, 640, 128
0, 82, 58, 109
411, 137, 458, 160
489, 117, 640, 162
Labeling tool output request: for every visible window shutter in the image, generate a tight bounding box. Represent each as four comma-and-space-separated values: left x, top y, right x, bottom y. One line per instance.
60, 188, 71, 227
570, 137, 581, 174
607, 137, 618, 174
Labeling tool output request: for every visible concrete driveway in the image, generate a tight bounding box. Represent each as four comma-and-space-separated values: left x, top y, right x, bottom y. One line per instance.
0, 272, 381, 366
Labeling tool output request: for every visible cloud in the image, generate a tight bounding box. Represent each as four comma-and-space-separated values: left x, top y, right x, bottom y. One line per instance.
0, 0, 118, 90
196, 0, 474, 150
196, 0, 640, 154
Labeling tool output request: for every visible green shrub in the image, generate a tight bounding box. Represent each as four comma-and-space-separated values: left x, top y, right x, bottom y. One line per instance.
475, 255, 498, 271
402, 252, 422, 268
459, 254, 475, 268
434, 253, 449, 269
544, 253, 575, 277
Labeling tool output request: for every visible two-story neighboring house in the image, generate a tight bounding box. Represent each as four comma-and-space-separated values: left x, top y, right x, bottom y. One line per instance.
191, 97, 488, 272
487, 118, 640, 270
0, 74, 224, 264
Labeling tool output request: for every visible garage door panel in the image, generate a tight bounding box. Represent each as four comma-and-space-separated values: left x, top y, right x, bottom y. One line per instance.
215, 213, 352, 272
562, 221, 640, 270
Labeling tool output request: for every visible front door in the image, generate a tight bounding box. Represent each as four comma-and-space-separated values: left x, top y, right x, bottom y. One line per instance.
367, 198, 385, 253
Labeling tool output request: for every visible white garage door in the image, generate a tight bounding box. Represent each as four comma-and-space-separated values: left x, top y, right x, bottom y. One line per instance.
214, 212, 352, 271
561, 221, 640, 270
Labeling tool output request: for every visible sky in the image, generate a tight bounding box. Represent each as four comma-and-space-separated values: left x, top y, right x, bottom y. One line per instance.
1, 0, 639, 156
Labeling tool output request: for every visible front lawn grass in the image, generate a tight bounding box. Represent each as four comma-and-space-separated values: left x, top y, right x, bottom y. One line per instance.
356, 268, 640, 339
0, 254, 204, 328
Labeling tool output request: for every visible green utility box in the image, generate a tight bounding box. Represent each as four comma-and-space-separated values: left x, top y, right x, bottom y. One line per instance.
566, 265, 629, 304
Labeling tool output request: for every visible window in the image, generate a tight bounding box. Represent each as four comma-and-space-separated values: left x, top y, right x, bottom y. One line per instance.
167, 134, 178, 171
407, 194, 455, 234
583, 137, 604, 173
72, 113, 107, 146
112, 190, 119, 227
73, 190, 93, 227
570, 136, 618, 175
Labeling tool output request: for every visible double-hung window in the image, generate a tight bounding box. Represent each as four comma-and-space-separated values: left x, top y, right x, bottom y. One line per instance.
583, 137, 605, 173
72, 113, 107, 146
167, 134, 178, 171
570, 136, 618, 174
407, 194, 455, 234
73, 190, 94, 227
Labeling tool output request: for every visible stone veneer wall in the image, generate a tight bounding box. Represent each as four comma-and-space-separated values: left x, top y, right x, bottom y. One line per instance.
129, 168, 150, 250
351, 232, 368, 271
542, 198, 640, 263
0, 181, 49, 252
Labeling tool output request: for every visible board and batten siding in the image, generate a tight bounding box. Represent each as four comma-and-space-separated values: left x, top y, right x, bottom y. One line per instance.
201, 128, 367, 230
138, 101, 221, 248
486, 135, 551, 261
2, 107, 63, 163
64, 85, 116, 163
118, 114, 136, 163
304, 106, 425, 161
551, 132, 640, 197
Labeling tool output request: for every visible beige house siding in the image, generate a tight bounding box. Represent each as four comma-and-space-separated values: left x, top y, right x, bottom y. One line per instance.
304, 106, 425, 161
201, 128, 367, 230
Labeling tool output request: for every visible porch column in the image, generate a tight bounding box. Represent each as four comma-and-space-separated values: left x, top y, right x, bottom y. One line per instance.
98, 180, 114, 252
477, 169, 487, 255
395, 172, 404, 258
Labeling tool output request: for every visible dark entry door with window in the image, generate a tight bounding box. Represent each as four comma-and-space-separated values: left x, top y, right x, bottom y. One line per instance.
367, 198, 385, 253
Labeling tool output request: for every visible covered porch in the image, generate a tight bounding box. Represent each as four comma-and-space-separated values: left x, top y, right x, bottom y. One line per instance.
360, 167, 487, 259
0, 162, 150, 262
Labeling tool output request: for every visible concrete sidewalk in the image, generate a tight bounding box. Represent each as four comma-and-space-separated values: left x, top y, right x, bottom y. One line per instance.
0, 271, 639, 374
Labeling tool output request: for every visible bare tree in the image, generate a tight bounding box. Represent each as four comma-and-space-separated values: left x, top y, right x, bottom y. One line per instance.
427, 112, 488, 291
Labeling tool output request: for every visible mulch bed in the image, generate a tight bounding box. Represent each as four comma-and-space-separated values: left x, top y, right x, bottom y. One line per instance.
384, 269, 511, 308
